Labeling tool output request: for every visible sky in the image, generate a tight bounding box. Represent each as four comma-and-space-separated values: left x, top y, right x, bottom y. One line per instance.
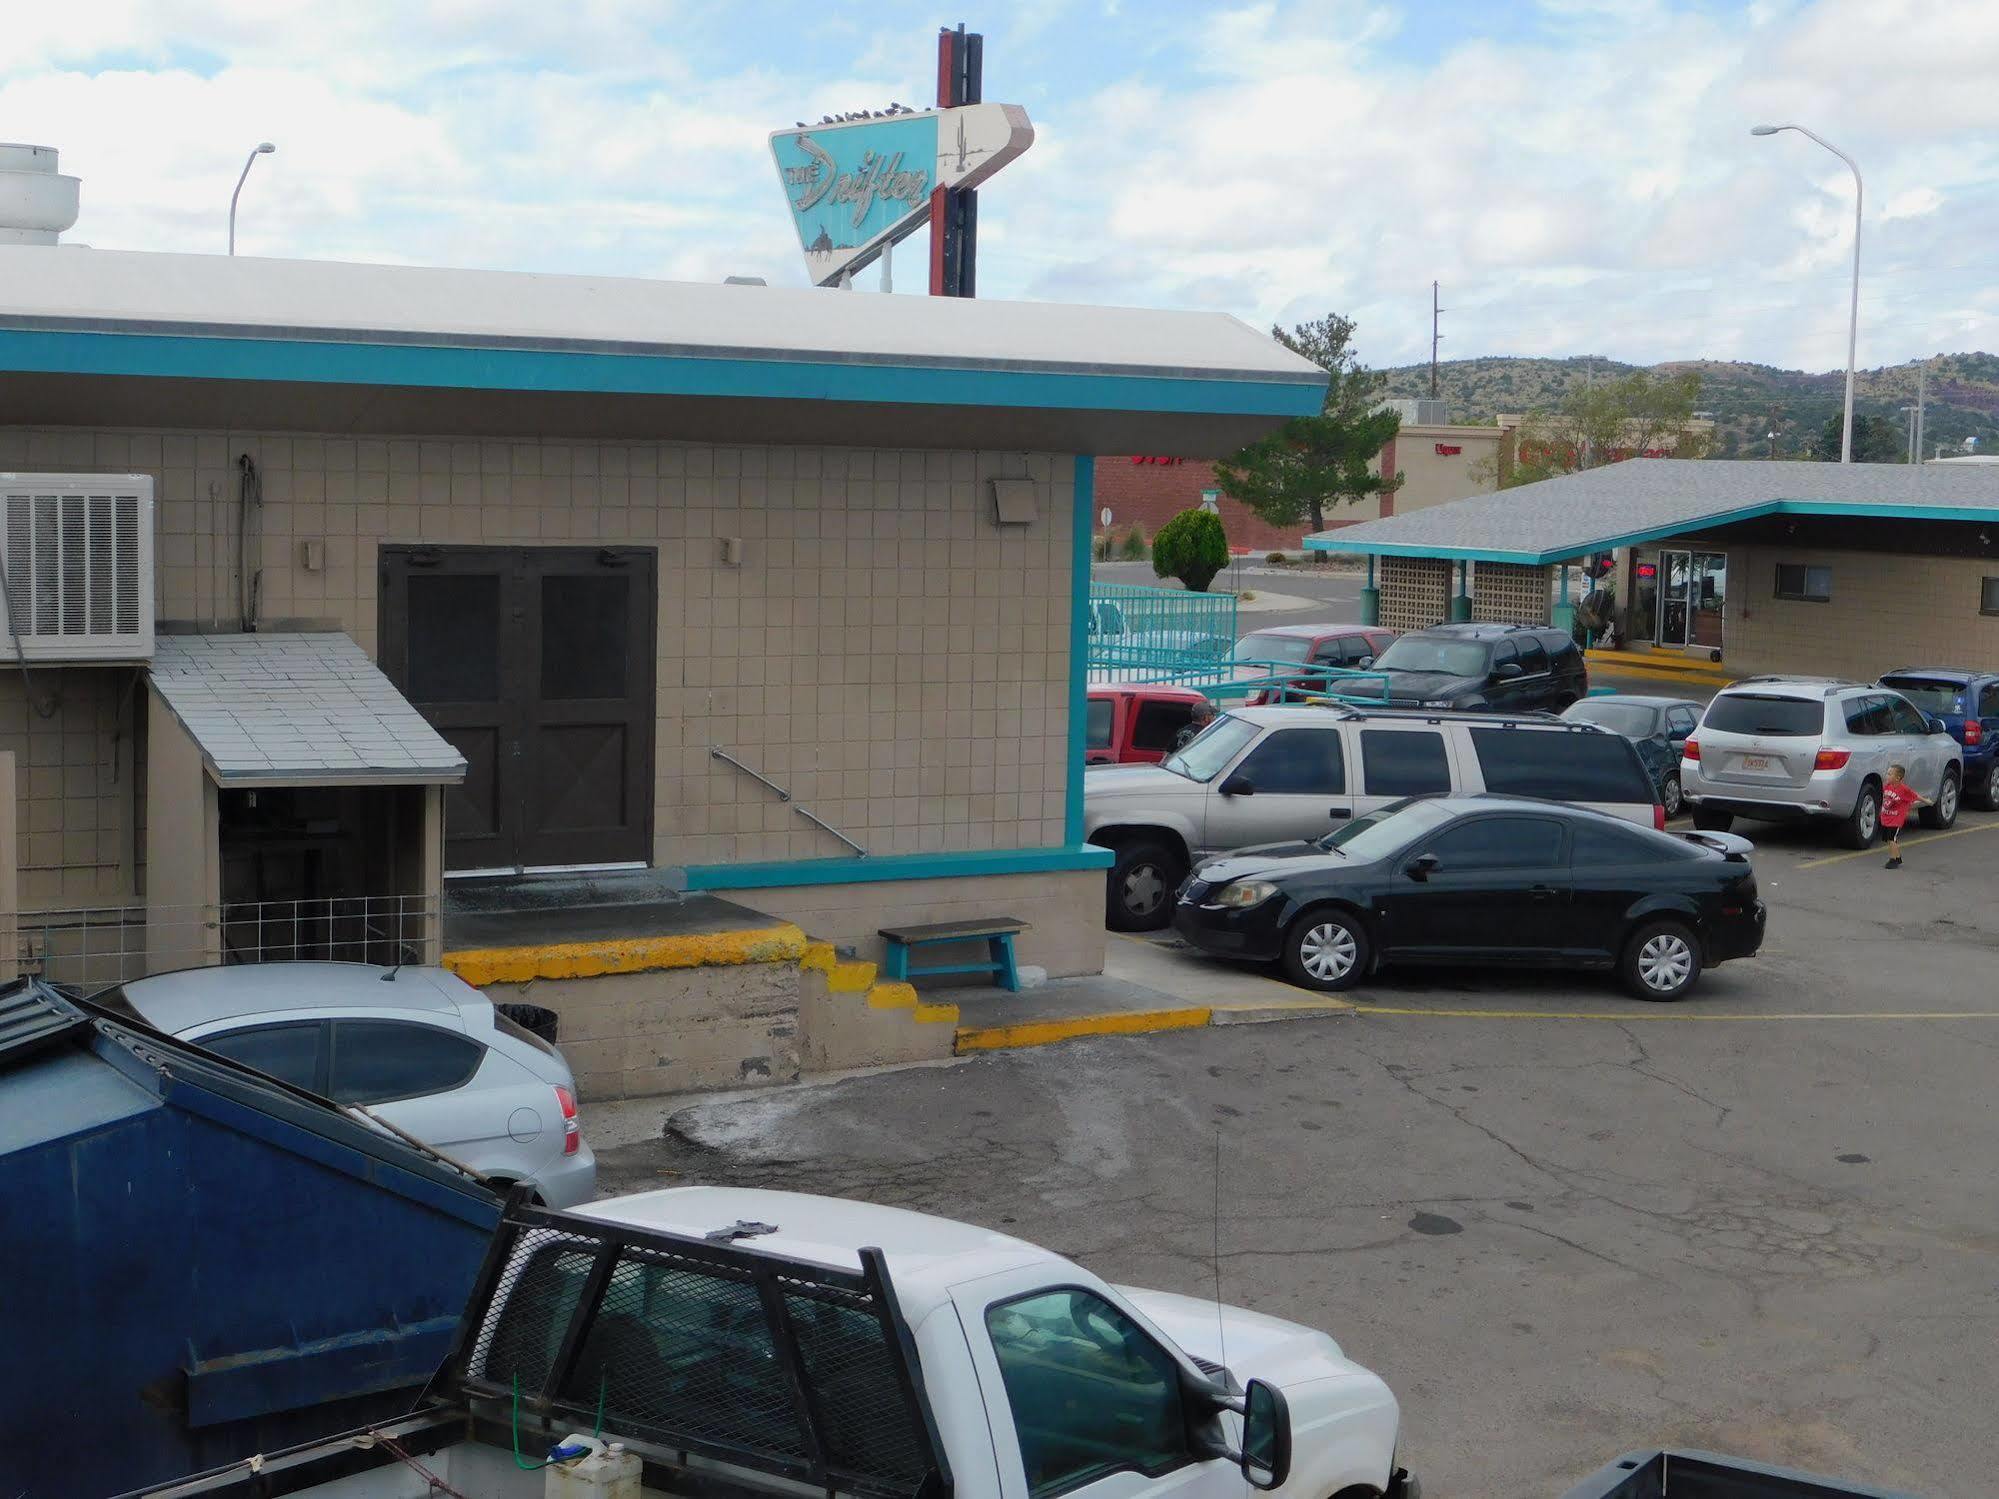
5, 0, 1997, 376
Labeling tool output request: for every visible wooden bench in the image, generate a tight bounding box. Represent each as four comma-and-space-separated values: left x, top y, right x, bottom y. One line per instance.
879, 917, 1028, 993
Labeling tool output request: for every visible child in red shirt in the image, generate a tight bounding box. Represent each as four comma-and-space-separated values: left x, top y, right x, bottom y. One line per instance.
1880, 764, 1929, 870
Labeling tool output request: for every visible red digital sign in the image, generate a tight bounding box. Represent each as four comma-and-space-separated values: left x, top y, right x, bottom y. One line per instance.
1635, 563, 1658, 579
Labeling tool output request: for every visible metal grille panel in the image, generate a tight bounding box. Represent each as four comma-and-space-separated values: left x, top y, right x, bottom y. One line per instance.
0, 478, 154, 660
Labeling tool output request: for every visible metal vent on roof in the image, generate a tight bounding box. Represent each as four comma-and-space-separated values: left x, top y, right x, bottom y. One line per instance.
0, 475, 155, 661
0, 981, 91, 1069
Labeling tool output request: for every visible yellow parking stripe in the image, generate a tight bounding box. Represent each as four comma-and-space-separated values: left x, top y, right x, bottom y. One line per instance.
1795, 820, 1999, 869
1349, 1005, 1999, 1021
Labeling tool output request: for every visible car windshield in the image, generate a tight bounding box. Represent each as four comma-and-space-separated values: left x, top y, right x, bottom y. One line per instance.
1879, 678, 1966, 715
1161, 714, 1259, 782
1231, 633, 1313, 665
1374, 636, 1490, 677
1316, 797, 1458, 860
1564, 701, 1658, 737
1702, 694, 1824, 737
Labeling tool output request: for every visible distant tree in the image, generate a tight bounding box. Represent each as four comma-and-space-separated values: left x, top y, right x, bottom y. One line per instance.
1812, 411, 1905, 463
1151, 508, 1229, 593
1213, 313, 1405, 534
1118, 524, 1148, 560
1485, 370, 1710, 488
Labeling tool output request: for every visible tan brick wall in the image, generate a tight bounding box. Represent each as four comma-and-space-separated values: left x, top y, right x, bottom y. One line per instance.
1379, 556, 1453, 632
1723, 546, 1999, 679
0, 427, 1075, 884
0, 671, 134, 908
1471, 561, 1552, 625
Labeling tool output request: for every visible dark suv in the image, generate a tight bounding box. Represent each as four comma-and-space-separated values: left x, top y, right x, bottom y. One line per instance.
1370, 622, 1588, 713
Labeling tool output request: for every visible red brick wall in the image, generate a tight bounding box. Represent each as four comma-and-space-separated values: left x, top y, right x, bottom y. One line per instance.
1095, 457, 1359, 553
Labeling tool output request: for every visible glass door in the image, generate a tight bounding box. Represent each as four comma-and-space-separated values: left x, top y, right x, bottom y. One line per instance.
1690, 553, 1726, 650
1658, 551, 1692, 646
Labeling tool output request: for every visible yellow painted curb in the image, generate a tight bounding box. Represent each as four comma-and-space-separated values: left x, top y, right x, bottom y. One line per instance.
828, 960, 879, 993
1587, 651, 1729, 681
445, 923, 809, 986
913, 1001, 961, 1024
867, 981, 920, 1010
954, 1006, 1213, 1053
800, 941, 839, 974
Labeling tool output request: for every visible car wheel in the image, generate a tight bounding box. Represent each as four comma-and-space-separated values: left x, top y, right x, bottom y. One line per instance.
1281, 907, 1371, 992
1842, 781, 1881, 849
1922, 768, 1961, 829
1106, 839, 1185, 932
1659, 771, 1685, 819
1622, 919, 1703, 1001
1972, 771, 1999, 812
1692, 807, 1732, 832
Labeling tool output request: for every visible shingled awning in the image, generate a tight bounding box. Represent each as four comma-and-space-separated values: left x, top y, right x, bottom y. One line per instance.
148, 631, 466, 786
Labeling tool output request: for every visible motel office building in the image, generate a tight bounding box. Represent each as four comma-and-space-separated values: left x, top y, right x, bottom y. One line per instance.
0, 245, 1321, 995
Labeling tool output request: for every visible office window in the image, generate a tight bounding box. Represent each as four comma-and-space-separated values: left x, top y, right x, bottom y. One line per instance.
1774, 563, 1832, 602
1981, 577, 1999, 616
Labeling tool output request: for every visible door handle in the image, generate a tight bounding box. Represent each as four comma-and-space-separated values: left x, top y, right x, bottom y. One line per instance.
1328, 806, 1352, 820
1529, 884, 1560, 902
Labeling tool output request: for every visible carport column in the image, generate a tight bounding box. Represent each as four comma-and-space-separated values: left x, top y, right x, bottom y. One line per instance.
1551, 559, 1576, 639
0, 751, 16, 981
1448, 559, 1472, 623
1359, 555, 1380, 626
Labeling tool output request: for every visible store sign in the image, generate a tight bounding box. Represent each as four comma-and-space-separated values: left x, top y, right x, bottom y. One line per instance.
769, 103, 1033, 286
1434, 443, 1462, 456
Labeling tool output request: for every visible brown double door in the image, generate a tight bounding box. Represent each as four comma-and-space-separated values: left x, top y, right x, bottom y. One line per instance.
380, 545, 656, 872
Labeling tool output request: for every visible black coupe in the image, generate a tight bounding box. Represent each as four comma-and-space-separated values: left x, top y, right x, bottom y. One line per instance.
1171, 795, 1765, 1001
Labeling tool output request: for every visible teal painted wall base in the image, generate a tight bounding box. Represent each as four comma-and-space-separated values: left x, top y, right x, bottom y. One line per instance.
1552, 603, 1577, 636
1448, 594, 1472, 623
683, 844, 1113, 893
1359, 586, 1380, 625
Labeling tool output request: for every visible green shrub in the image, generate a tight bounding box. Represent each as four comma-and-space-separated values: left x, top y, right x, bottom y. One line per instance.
1093, 531, 1112, 561
1118, 524, 1149, 560
1266, 551, 1288, 565
1151, 508, 1230, 593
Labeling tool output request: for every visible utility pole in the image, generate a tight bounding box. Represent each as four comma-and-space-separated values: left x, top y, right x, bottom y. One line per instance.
1429, 281, 1443, 400
1915, 360, 1926, 463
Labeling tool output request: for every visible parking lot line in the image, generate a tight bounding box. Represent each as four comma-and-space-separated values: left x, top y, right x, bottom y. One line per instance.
1349, 1004, 1999, 1021
1794, 820, 1999, 869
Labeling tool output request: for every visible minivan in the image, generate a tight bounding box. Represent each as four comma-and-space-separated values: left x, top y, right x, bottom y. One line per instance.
1084, 703, 1663, 928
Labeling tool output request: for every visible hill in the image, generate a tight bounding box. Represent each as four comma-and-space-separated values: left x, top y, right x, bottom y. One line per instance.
1378, 353, 1999, 459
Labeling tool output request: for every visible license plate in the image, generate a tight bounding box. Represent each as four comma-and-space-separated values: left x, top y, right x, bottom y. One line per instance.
1741, 755, 1770, 771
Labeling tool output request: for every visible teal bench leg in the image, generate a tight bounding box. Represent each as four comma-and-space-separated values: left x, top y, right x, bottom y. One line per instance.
990, 934, 1020, 993
883, 943, 909, 982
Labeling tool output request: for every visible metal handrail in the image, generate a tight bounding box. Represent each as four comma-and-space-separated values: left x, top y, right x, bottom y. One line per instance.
710, 747, 867, 856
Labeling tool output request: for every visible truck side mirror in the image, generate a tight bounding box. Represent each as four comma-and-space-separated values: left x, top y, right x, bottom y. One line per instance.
1219, 774, 1256, 797
1239, 1379, 1292, 1490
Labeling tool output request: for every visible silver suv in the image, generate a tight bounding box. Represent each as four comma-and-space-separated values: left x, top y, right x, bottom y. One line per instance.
1683, 678, 1962, 848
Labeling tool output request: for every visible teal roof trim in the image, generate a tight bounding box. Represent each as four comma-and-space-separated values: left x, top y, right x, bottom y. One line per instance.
0, 327, 1326, 419
682, 844, 1113, 892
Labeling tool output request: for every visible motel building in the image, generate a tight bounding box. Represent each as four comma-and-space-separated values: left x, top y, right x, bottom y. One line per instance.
1302, 458, 1999, 679
0, 147, 1323, 1097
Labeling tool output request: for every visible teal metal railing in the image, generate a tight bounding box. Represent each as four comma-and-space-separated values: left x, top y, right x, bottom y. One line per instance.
1086, 584, 1240, 685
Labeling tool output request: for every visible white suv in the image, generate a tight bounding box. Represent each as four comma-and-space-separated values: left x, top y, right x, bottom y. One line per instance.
1085, 703, 1661, 929
1684, 677, 1962, 848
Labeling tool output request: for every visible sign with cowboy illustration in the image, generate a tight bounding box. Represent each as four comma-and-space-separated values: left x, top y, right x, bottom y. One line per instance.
769, 103, 1033, 286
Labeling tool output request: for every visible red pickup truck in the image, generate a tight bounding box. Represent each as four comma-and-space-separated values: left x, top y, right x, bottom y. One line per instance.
1085, 683, 1212, 764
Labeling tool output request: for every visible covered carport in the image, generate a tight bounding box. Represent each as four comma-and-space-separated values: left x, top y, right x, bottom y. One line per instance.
1304, 459, 1999, 680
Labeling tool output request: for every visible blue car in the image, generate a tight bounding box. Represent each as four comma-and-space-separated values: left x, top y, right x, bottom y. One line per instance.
1562, 694, 1705, 818
1877, 668, 1999, 809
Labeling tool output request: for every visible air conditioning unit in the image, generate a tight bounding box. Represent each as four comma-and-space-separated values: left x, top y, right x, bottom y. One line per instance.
0, 474, 155, 662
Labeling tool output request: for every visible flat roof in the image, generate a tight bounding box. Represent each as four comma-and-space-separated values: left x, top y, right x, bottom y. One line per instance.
150, 631, 467, 787
1304, 459, 1999, 564
0, 246, 1325, 453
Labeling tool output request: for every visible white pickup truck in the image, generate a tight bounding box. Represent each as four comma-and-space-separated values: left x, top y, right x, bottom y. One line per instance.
141, 1187, 1415, 1499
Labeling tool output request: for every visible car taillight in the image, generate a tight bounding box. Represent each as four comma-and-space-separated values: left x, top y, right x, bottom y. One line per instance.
1681, 738, 1700, 762
555, 1085, 580, 1155
1653, 803, 1667, 831
1966, 720, 1983, 746
1814, 748, 1851, 770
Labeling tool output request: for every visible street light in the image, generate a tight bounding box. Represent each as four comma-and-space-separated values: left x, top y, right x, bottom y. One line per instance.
1752, 123, 1862, 463
228, 142, 276, 256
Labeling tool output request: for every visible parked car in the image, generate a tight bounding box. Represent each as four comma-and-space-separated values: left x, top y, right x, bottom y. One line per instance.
1370, 621, 1589, 712
1229, 622, 1399, 703
100, 961, 598, 1207
195, 1184, 1418, 1499
1876, 667, 1999, 810
1562, 695, 1704, 817
1086, 683, 1212, 765
1086, 702, 1662, 929
1683, 677, 1962, 847
1173, 795, 1765, 1001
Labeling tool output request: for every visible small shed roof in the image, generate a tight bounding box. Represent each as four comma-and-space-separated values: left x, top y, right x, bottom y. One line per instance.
0, 246, 1325, 454
149, 631, 466, 787
1305, 459, 1999, 564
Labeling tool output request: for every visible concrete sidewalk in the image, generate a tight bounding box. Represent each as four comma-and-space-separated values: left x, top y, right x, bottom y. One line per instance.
951, 932, 1350, 1051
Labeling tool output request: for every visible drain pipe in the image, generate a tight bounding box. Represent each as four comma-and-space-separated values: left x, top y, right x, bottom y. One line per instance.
237, 454, 263, 631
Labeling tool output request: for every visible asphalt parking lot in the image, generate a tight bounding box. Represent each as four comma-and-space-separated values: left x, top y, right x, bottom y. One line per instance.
597, 807, 1999, 1499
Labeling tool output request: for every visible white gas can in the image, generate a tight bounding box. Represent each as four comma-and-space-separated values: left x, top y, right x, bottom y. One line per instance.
544, 1437, 642, 1499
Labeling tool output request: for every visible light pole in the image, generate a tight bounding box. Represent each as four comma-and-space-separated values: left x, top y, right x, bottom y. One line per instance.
228, 142, 276, 256
1753, 123, 1862, 464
